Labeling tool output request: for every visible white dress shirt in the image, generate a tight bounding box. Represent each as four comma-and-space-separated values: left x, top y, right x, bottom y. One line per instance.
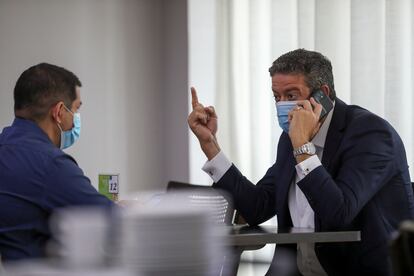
290, 105, 334, 276
202, 104, 335, 276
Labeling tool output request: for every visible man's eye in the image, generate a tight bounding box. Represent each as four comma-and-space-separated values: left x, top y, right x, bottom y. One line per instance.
288, 94, 297, 100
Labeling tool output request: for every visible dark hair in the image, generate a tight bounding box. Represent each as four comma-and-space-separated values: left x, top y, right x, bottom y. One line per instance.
14, 63, 82, 120
269, 49, 336, 100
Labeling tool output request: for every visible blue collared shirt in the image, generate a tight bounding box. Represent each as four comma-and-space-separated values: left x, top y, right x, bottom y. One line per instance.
0, 118, 113, 260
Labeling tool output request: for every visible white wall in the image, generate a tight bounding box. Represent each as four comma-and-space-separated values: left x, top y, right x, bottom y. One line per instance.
188, 0, 217, 185
0, 0, 189, 195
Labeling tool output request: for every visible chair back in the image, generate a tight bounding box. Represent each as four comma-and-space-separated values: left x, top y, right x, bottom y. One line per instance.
390, 220, 414, 276
167, 181, 234, 225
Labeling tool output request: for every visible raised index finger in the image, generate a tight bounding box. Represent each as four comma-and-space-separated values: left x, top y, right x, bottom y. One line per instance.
191, 87, 199, 109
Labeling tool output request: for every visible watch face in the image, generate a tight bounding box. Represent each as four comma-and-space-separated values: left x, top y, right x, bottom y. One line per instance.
306, 143, 316, 155
309, 143, 316, 154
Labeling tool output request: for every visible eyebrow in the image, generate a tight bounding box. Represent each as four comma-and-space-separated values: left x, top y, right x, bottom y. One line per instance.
287, 89, 300, 94
272, 89, 300, 94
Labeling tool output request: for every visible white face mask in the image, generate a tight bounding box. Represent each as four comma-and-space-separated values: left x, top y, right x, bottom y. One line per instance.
57, 105, 81, 149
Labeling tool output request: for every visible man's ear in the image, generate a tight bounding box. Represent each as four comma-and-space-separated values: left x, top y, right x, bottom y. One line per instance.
320, 84, 330, 98
51, 102, 64, 124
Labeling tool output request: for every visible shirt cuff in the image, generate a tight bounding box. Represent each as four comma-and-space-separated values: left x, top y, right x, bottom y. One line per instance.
202, 151, 232, 183
295, 155, 322, 181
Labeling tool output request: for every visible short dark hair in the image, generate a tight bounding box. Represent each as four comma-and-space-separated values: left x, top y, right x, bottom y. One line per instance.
14, 63, 82, 120
269, 49, 336, 100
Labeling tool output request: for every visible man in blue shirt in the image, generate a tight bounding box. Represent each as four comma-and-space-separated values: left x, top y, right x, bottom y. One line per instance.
0, 63, 113, 260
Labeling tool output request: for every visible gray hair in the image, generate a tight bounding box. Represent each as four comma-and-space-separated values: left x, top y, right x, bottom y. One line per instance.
269, 49, 336, 100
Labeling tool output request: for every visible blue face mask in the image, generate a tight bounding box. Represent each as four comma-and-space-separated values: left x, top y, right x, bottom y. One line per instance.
58, 105, 81, 149
276, 101, 298, 133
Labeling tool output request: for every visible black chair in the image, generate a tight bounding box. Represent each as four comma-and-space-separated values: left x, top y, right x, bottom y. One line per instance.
390, 220, 414, 276
166, 181, 265, 276
166, 181, 235, 225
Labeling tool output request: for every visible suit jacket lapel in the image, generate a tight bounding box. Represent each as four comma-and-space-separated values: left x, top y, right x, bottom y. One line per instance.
314, 98, 348, 230
322, 98, 347, 171
275, 134, 296, 226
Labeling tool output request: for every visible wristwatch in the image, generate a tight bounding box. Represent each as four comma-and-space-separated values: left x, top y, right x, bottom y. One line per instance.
293, 142, 316, 157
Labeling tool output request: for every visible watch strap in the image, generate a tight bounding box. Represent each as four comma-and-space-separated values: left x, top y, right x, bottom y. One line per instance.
293, 142, 316, 157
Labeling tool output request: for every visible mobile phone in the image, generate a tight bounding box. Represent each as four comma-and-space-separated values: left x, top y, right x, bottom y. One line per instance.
311, 89, 333, 120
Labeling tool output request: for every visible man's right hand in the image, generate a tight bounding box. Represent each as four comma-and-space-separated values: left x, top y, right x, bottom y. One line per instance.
187, 87, 220, 160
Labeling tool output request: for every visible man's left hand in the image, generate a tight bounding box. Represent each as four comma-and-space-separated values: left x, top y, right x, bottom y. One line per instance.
288, 98, 322, 149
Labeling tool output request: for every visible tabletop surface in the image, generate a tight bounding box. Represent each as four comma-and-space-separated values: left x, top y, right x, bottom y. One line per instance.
228, 225, 361, 246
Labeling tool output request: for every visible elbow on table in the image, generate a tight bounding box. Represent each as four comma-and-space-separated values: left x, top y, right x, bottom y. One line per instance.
318, 206, 359, 230
236, 209, 272, 227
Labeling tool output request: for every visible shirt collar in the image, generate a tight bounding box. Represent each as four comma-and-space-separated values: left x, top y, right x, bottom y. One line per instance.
311, 101, 335, 149
11, 117, 54, 145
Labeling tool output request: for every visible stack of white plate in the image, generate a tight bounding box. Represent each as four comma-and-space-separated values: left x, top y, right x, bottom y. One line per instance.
116, 192, 227, 276
48, 206, 112, 269
3, 261, 134, 276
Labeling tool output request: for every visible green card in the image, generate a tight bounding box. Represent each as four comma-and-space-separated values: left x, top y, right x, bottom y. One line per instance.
98, 174, 119, 201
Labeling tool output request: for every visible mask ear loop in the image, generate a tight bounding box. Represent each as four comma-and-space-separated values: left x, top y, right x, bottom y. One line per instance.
63, 104, 75, 116
56, 105, 65, 130
54, 103, 67, 148
58, 104, 75, 131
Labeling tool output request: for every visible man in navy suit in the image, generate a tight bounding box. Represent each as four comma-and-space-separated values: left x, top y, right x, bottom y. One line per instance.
188, 49, 414, 276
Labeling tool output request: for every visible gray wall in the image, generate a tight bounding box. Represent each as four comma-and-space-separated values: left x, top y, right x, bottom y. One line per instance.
0, 0, 189, 195
161, 0, 190, 187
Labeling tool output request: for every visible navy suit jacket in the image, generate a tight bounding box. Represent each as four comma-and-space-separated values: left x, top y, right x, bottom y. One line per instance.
214, 99, 414, 276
